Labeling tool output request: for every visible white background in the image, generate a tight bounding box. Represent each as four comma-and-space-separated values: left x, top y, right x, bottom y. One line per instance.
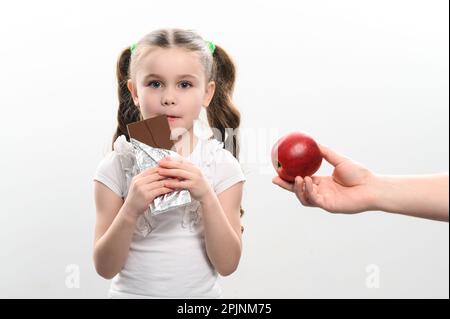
0, 0, 448, 298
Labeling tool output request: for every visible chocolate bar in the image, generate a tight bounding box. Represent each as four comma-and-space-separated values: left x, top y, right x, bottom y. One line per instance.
124, 115, 191, 218
126, 115, 175, 150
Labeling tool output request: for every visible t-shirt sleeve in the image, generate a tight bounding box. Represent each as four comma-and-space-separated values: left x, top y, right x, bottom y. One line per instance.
213, 149, 246, 195
93, 151, 126, 198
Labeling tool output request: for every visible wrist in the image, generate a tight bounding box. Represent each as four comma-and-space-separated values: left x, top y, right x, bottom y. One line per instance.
120, 202, 141, 224
366, 174, 387, 212
199, 187, 217, 207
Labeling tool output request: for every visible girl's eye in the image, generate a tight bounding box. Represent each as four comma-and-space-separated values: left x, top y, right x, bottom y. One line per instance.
179, 81, 192, 89
147, 81, 192, 89
148, 81, 162, 88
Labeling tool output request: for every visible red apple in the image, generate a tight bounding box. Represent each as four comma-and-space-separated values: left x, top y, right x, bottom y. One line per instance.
271, 132, 323, 182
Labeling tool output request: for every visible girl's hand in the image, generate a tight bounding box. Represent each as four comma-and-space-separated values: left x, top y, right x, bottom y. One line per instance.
157, 156, 214, 203
123, 167, 174, 219
272, 145, 377, 214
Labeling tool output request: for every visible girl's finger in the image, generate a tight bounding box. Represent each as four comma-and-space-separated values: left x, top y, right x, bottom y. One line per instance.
272, 176, 294, 192
165, 156, 195, 166
148, 187, 174, 201
158, 168, 193, 180
137, 166, 159, 177
135, 172, 165, 185
158, 159, 188, 170
163, 179, 189, 190
144, 179, 171, 191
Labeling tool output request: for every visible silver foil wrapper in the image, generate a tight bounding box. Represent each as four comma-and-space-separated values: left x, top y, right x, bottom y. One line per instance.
130, 138, 191, 216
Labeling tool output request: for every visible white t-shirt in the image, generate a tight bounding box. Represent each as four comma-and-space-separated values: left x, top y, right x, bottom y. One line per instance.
93, 136, 246, 298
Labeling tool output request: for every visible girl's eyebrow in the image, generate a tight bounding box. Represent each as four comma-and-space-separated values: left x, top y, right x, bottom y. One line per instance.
144, 73, 199, 80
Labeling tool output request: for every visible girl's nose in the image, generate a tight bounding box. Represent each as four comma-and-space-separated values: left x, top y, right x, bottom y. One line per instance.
162, 99, 176, 106
162, 89, 176, 106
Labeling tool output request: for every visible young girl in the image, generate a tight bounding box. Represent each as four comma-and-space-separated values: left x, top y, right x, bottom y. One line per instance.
93, 28, 246, 298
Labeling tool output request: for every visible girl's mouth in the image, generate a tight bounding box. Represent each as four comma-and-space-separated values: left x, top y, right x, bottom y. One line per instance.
167, 115, 181, 122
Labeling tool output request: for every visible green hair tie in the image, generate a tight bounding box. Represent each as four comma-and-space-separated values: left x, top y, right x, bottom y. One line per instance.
130, 43, 137, 54
206, 41, 216, 55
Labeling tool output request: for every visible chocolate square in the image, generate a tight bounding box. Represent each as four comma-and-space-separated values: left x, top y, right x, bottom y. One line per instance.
126, 115, 174, 150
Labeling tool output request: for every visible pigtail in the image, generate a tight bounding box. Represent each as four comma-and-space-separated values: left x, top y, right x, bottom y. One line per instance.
206, 45, 241, 160
206, 45, 245, 222
111, 47, 142, 149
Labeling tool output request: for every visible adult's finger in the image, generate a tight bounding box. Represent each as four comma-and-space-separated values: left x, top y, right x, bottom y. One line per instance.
304, 176, 324, 208
319, 144, 349, 167
272, 176, 294, 192
293, 176, 312, 206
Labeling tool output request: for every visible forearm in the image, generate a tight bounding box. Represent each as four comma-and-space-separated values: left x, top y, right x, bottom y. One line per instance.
93, 204, 139, 279
200, 191, 242, 276
370, 173, 449, 222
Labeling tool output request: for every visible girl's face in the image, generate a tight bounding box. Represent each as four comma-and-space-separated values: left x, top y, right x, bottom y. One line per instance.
127, 47, 215, 137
